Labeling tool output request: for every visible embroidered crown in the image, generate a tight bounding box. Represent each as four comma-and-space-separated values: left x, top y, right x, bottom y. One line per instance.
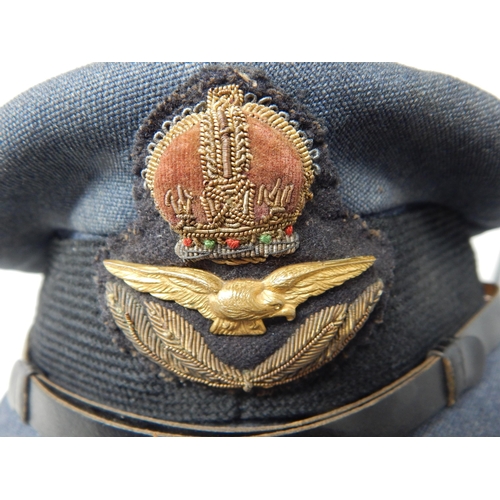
143, 84, 317, 263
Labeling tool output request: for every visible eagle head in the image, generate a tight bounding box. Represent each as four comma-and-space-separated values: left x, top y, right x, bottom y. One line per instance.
210, 280, 294, 322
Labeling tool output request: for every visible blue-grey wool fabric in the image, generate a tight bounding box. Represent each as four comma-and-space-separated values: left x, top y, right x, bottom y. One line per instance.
2, 63, 500, 272
1, 62, 500, 436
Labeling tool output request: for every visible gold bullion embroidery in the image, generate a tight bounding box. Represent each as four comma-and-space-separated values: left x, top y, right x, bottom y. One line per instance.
143, 84, 317, 263
106, 280, 384, 391
103, 256, 375, 335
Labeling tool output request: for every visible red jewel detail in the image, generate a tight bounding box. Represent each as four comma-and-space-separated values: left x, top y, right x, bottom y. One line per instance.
226, 238, 240, 250
285, 226, 293, 236
183, 238, 193, 247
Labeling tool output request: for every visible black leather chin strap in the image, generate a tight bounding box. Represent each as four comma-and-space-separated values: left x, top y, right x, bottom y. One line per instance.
8, 285, 500, 437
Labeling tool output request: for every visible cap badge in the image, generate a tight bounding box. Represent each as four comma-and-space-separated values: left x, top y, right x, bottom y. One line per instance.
102, 69, 387, 391
143, 84, 315, 264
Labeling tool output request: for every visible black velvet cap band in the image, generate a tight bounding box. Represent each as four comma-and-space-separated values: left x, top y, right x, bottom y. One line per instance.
28, 206, 483, 423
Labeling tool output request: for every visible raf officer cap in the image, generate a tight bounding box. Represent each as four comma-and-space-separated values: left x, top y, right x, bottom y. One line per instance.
1, 62, 500, 436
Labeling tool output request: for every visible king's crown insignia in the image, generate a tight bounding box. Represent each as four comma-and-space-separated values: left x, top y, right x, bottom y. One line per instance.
143, 84, 317, 264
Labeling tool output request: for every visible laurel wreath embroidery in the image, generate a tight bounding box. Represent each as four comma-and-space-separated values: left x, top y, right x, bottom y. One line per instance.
106, 280, 383, 390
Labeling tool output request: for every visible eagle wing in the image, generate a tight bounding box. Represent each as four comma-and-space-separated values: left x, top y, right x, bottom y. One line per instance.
103, 260, 223, 320
262, 256, 376, 308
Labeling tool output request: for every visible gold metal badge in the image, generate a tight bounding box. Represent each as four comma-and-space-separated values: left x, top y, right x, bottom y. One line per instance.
104, 256, 375, 335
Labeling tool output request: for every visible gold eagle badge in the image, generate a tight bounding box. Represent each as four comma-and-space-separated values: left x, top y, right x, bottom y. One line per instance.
104, 256, 375, 335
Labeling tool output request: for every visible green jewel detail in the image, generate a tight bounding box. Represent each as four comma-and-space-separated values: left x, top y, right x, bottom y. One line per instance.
259, 234, 272, 244
204, 239, 216, 250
